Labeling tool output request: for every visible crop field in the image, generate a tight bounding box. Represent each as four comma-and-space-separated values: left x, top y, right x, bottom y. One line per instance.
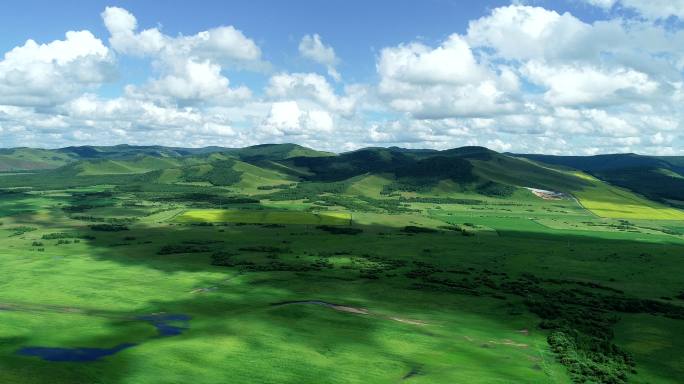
574, 185, 684, 220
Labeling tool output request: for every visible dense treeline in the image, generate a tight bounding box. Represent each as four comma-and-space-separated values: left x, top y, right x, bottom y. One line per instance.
397, 197, 484, 205
42, 232, 95, 240
182, 160, 243, 186
316, 225, 361, 235
264, 181, 415, 213
402, 226, 438, 234
393, 156, 475, 182
476, 181, 516, 197
156, 193, 259, 206
257, 183, 296, 190
595, 167, 684, 206
158, 244, 211, 255
70, 215, 137, 224
290, 148, 476, 184
89, 224, 129, 232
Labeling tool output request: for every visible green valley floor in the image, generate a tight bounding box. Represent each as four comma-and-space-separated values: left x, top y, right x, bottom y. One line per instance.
0, 183, 683, 383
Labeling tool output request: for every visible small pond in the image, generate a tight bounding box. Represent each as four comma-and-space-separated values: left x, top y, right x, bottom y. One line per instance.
16, 313, 191, 362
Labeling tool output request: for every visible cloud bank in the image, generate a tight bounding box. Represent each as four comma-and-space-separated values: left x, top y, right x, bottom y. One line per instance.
0, 4, 682, 155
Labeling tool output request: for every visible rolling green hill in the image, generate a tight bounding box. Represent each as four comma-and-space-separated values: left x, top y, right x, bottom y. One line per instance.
1, 143, 684, 384
224, 143, 334, 162
0, 148, 77, 171
0, 143, 331, 173
1, 144, 684, 220
515, 153, 684, 206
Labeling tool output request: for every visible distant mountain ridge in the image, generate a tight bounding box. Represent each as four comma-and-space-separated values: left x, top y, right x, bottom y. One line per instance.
513, 153, 684, 174
0, 143, 332, 172
1, 143, 684, 211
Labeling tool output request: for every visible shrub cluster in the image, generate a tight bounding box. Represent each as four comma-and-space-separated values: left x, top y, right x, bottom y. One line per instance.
90, 224, 129, 232
42, 232, 95, 240
158, 244, 211, 255
316, 225, 362, 235
402, 226, 438, 234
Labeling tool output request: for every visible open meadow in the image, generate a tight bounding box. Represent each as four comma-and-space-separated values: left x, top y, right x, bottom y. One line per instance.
1, 145, 683, 384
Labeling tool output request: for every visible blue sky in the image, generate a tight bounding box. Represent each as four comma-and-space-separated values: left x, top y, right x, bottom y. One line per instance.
0, 0, 683, 154
0, 1, 609, 84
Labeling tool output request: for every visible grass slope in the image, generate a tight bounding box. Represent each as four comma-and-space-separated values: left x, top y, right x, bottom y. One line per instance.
515, 153, 684, 207
572, 176, 684, 220
0, 148, 75, 171
1, 147, 684, 383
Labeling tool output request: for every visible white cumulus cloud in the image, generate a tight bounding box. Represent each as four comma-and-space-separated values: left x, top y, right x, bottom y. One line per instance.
522, 61, 659, 106
266, 72, 360, 116
299, 34, 341, 81
377, 34, 519, 119
101, 6, 262, 104
102, 6, 261, 63
0, 30, 113, 107
260, 101, 334, 136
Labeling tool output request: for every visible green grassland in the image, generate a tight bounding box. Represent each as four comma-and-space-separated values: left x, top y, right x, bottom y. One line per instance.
176, 209, 351, 225
0, 144, 683, 383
